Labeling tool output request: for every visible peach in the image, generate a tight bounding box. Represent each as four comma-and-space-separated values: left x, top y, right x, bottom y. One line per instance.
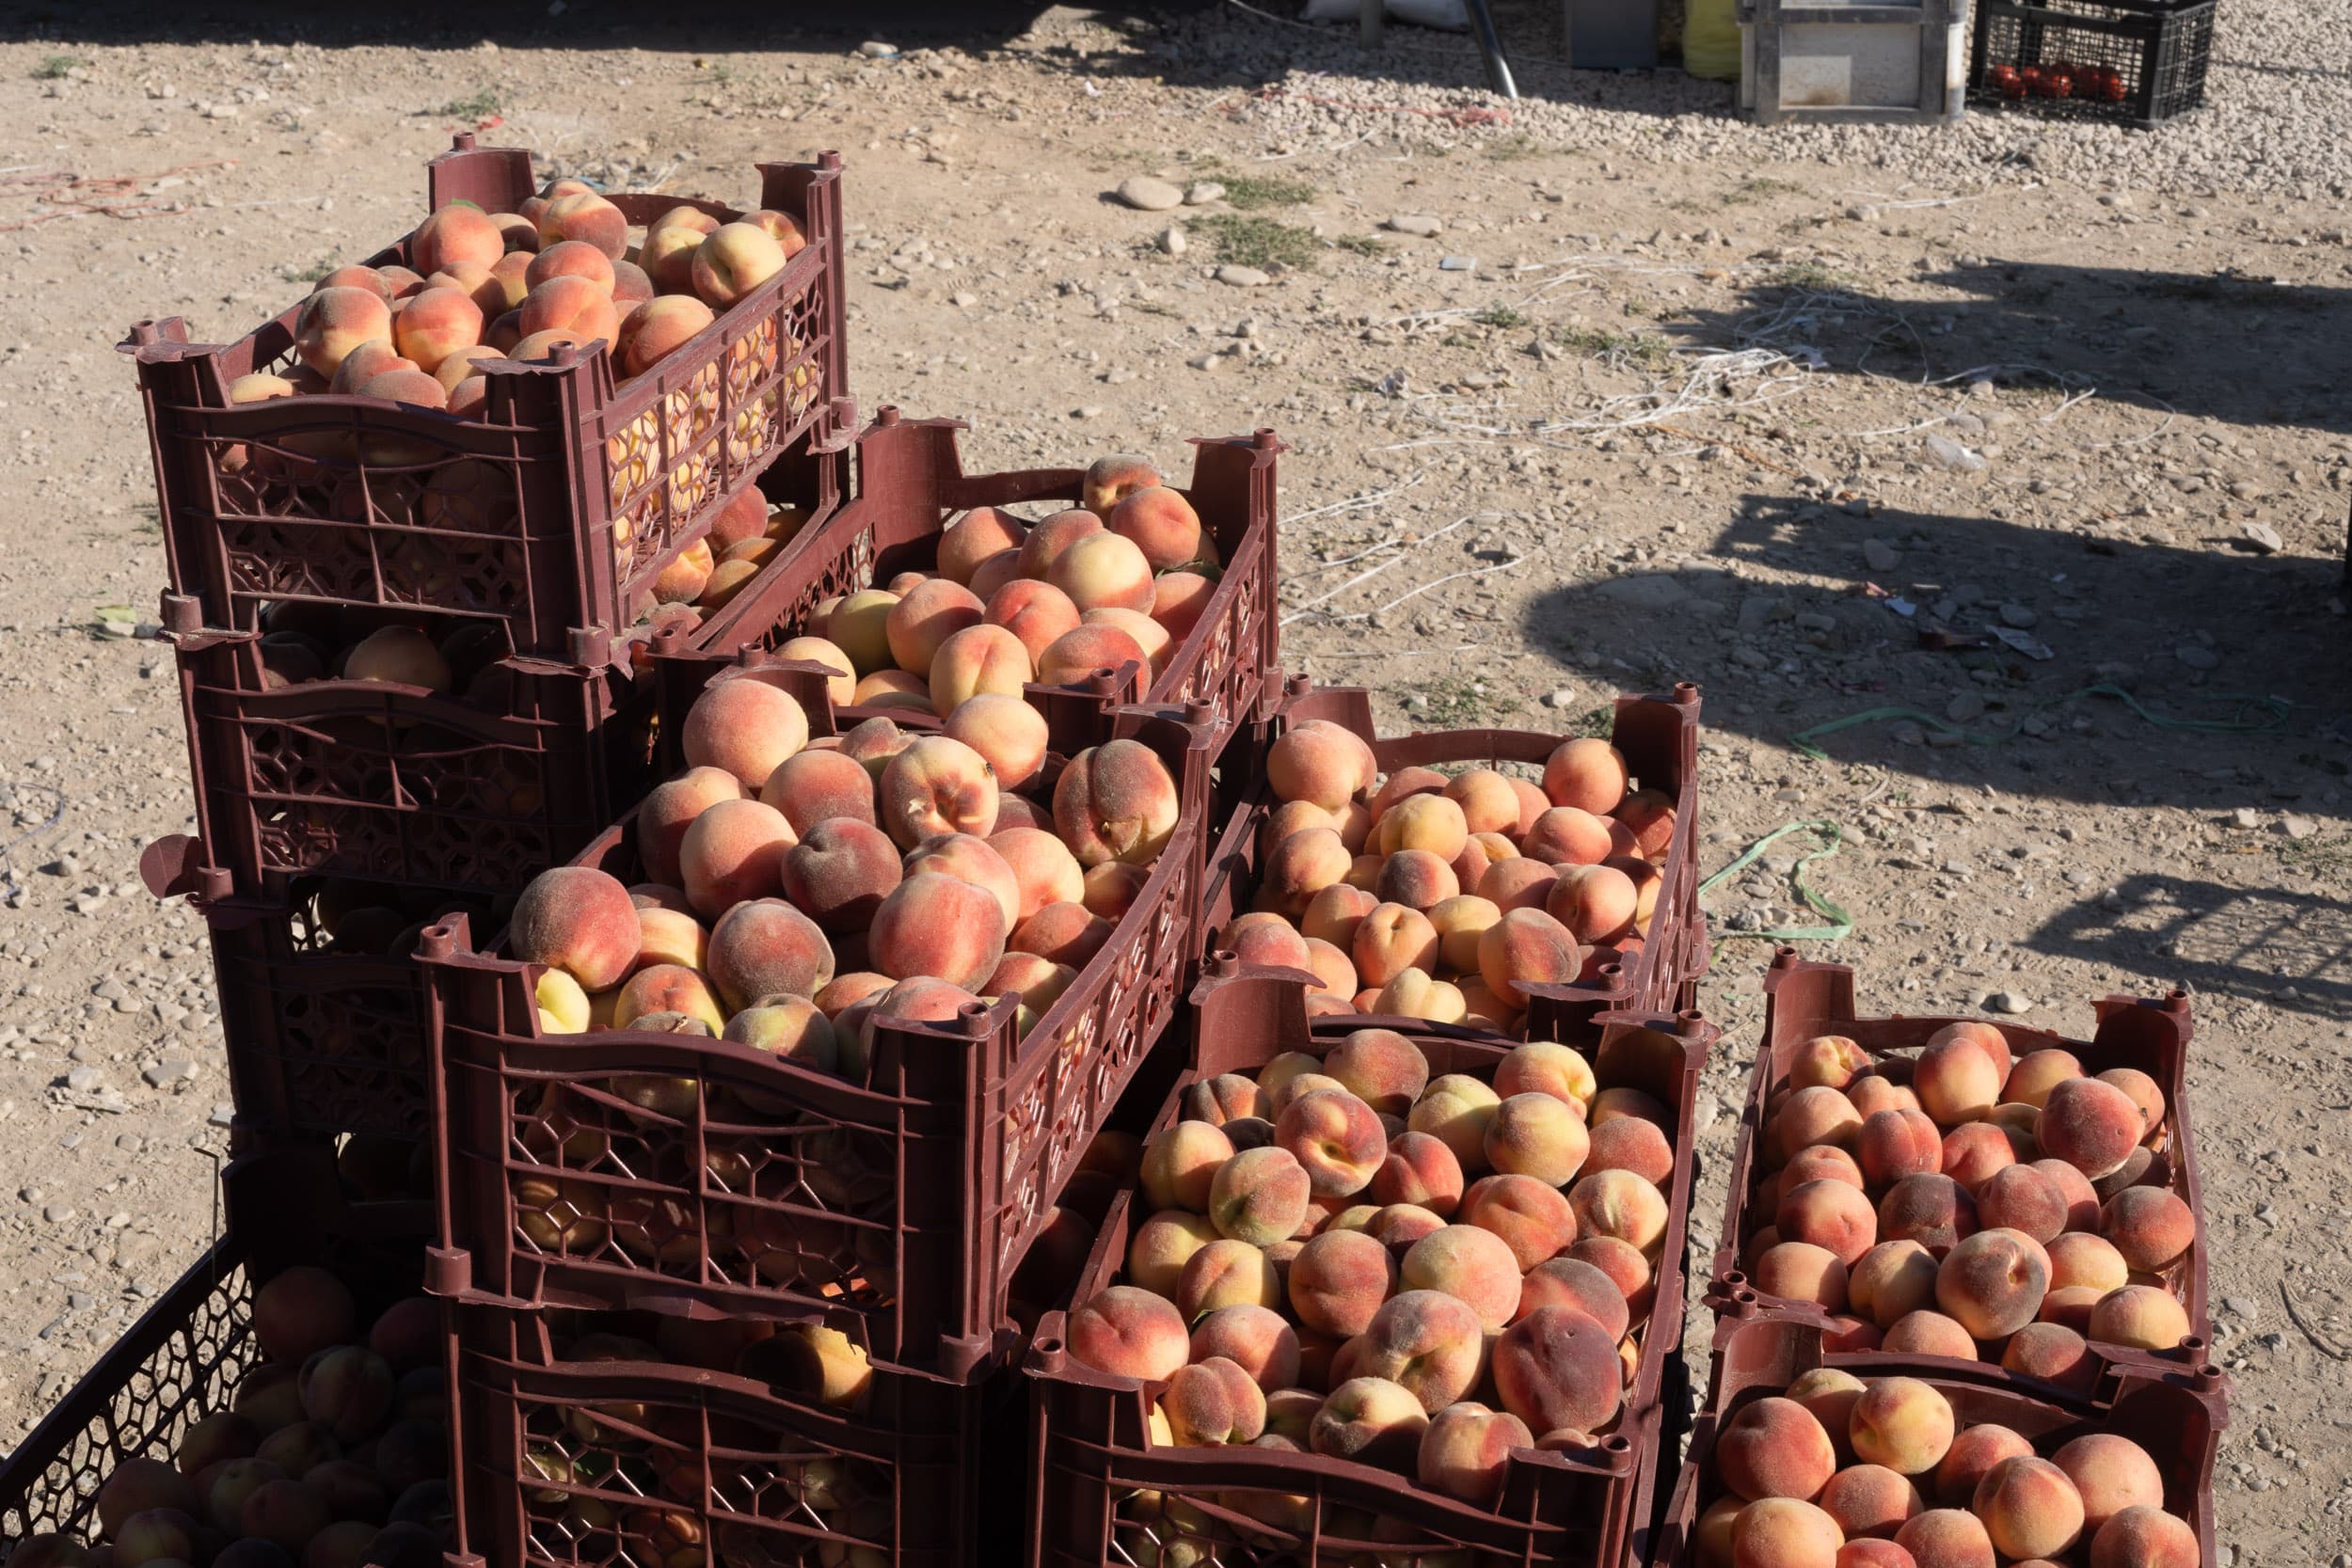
683, 677, 809, 789
1783, 1145, 1866, 1194
1849, 1378, 1954, 1478
1820, 1465, 1924, 1542
1570, 1169, 1669, 1256
613, 294, 715, 378
1277, 1088, 1389, 1197
1522, 807, 1614, 866
760, 750, 877, 836
1012, 506, 1103, 578
1547, 863, 1639, 943
2003, 1050, 2083, 1109
975, 577, 1076, 661
903, 832, 1022, 929
828, 589, 901, 675
1543, 738, 1628, 814
1371, 1203, 1447, 1259
1355, 1289, 1486, 1411
1974, 1165, 2066, 1244
1893, 1510, 1994, 1568
1733, 1499, 1846, 1568
926, 505, 1023, 585
1266, 720, 1373, 814
1287, 1228, 1399, 1338
1481, 856, 1560, 913
1591, 1086, 1670, 1129
1878, 1175, 1978, 1256
1078, 862, 1148, 924
867, 873, 1006, 990
1719, 1397, 1838, 1501
1106, 485, 1203, 571
1515, 1256, 1628, 1339
932, 696, 1046, 794
1458, 1173, 1578, 1273
1055, 739, 1179, 867
1079, 608, 1169, 675
1940, 1124, 2017, 1194
1568, 1235, 1653, 1321
1142, 1119, 1234, 1212
1429, 768, 1512, 835
1128, 1210, 1219, 1297
1418, 1402, 1534, 1508
880, 736, 999, 848
613, 962, 726, 1034
1150, 569, 1215, 640
342, 625, 449, 689
2039, 1077, 2146, 1180
1186, 1073, 1272, 1127
1319, 1028, 1429, 1116
516, 274, 620, 346
1219, 911, 1311, 971
1755, 1242, 1849, 1312
2090, 1148, 2157, 1200
1477, 907, 1584, 1008
1777, 1086, 1867, 1159
413, 201, 507, 272
525, 238, 616, 295
1858, 1110, 1945, 1187
1370, 1132, 1465, 1217
1400, 1223, 1521, 1332
1484, 1092, 1592, 1187
98, 1458, 203, 1539
1034, 623, 1148, 689
1782, 1368, 1865, 1461
698, 558, 761, 610
2097, 1068, 2165, 1141
294, 286, 394, 378
778, 818, 901, 934
1935, 1228, 2048, 1339
1790, 1036, 1873, 1091
1427, 894, 1502, 974
1972, 1457, 2085, 1561
640, 206, 722, 290
1934, 1424, 2033, 1507
1174, 1238, 1281, 1320
1209, 1146, 1312, 1245
1850, 1242, 1940, 1330
2088, 1508, 2199, 1568
1185, 1306, 1298, 1393
690, 221, 787, 305
1849, 1078, 1920, 1118
1376, 794, 1470, 862
1406, 1074, 1502, 1174
2087, 1284, 2189, 1351
1067, 1286, 1189, 1380
1929, 1022, 2011, 1082
1373, 849, 1458, 912
885, 578, 985, 675
390, 286, 485, 375
1310, 1376, 1429, 1472
650, 538, 716, 606
1881, 1312, 1978, 1359
1261, 828, 1351, 917
704, 896, 834, 1012
2053, 1434, 2165, 1534
1777, 1180, 1877, 1268
1048, 530, 1155, 615
678, 798, 796, 916
1083, 453, 1162, 518
512, 866, 641, 992
986, 952, 1074, 1013
240, 1478, 332, 1552
2000, 1323, 2095, 1391
724, 995, 839, 1079
1495, 1041, 1597, 1109
1913, 1037, 2004, 1128
1159, 1356, 1268, 1448
1348, 903, 1438, 988
2046, 1232, 2129, 1294
974, 828, 1079, 924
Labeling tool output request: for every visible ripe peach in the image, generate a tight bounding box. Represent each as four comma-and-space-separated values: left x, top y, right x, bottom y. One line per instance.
928, 626, 1032, 717
1370, 968, 1465, 1022
1219, 911, 1312, 971
294, 286, 394, 379
1128, 1210, 1219, 1297
1858, 1109, 1945, 1187
1480, 856, 1558, 914
649, 538, 716, 606
1893, 1509, 1994, 1568
1776, 1179, 1876, 1268
516, 274, 620, 346
389, 286, 484, 375
934, 694, 1045, 793
1454, 1173, 1575, 1274
1878, 1175, 1978, 1256
924, 505, 1022, 585
1288, 1228, 1399, 1338
1277, 1087, 1389, 1199
1566, 1234, 1653, 1323
1048, 531, 1155, 615
1972, 1457, 2085, 1561
1266, 720, 1373, 814
880, 736, 998, 848
1150, 570, 1216, 640
1187, 1305, 1299, 1393
2039, 1078, 2145, 1180
1159, 1356, 1268, 1448
2002, 1050, 2082, 1109
1034, 623, 1148, 689
1209, 1146, 1312, 1246
724, 995, 840, 1080
1820, 1465, 1924, 1542
1014, 507, 1104, 578
1912, 1037, 2004, 1128
241, 1478, 332, 1552
683, 676, 809, 789
1174, 1238, 1281, 1320
691, 221, 787, 305
885, 578, 984, 675
1973, 1164, 2066, 1244
2046, 1231, 2129, 1295
1719, 1397, 1838, 1502
1406, 1074, 1502, 1174
1940, 1124, 2017, 1193
1418, 1402, 1534, 1508
1067, 1286, 1189, 1380
1354, 1289, 1485, 1412
1543, 738, 1629, 814
1849, 1378, 1954, 1478
1259, 828, 1349, 917
1850, 1241, 1939, 1329
1477, 907, 1584, 1008
1570, 1169, 1668, 1256
2052, 1434, 2164, 1534
1784, 1145, 1866, 1195
2000, 1323, 2095, 1391
1142, 1119, 1234, 1212
1310, 1376, 1429, 1472
867, 873, 1006, 990
613, 961, 726, 1034
760, 750, 877, 837
1521, 807, 1613, 867
975, 577, 1076, 662
1934, 1424, 2033, 1507
2087, 1284, 2189, 1351
1849, 1078, 1921, 1118
1400, 1223, 1521, 1332
413, 201, 506, 273
1881, 1312, 1977, 1358
1756, 1242, 1849, 1311
901, 831, 1023, 931
512, 867, 641, 992
612, 294, 715, 378
778, 818, 901, 934
1776, 1086, 1866, 1160
2088, 1508, 2199, 1568
1425, 894, 1500, 975
1935, 1228, 2049, 1339
2096, 1068, 2165, 1141
1055, 739, 1178, 867
1734, 1499, 1846, 1568
1478, 1093, 1588, 1188
1082, 453, 1162, 517
827, 589, 901, 675
1098, 484, 1200, 572
1370, 1131, 1465, 1218
677, 798, 796, 916
1487, 1043, 1593, 1112
1591, 1085, 1670, 1130
1547, 863, 1639, 943
1370, 848, 1454, 913
1351, 903, 1438, 988
704, 896, 834, 1012
1788, 1036, 1872, 1092
1308, 1030, 1422, 1118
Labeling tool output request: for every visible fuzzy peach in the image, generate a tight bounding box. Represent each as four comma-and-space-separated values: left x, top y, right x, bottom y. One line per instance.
1931, 1423, 2034, 1507
1417, 1402, 1533, 1508
1734, 1498, 1846, 1568
2097, 1068, 2165, 1141
1718, 1397, 1838, 1502
1878, 1175, 1978, 1256
1055, 739, 1179, 867
1421, 894, 1499, 975
1820, 1465, 1924, 1542
1476, 907, 1584, 1008
1370, 1131, 1465, 1218
2053, 1434, 2165, 1534
1474, 1093, 1587, 1188
1219, 911, 1312, 971
928, 625, 1032, 716
1998, 1321, 2095, 1390
1755, 1242, 1850, 1311
294, 286, 394, 379
1314, 1028, 1426, 1117
883, 578, 984, 675
1142, 1119, 1236, 1212
759, 750, 877, 837
1354, 1289, 1486, 1412
1174, 1238, 1282, 1320
1850, 1241, 1940, 1329
1790, 1036, 1873, 1091
1912, 1037, 2004, 1128
1566, 1234, 1652, 1323
1849, 1378, 1955, 1478
1940, 1123, 2018, 1193
1277, 1088, 1390, 1198
1546, 863, 1639, 944
1451, 1174, 1574, 1274
1858, 1109, 1945, 1187
1971, 1457, 2085, 1562
1310, 1376, 1429, 1472
1479, 856, 1558, 914
1208, 1146, 1312, 1246
2039, 1078, 2145, 1180
2046, 1232, 2130, 1299
512, 866, 641, 992
1893, 1510, 1994, 1568
682, 676, 809, 790
1399, 1222, 1522, 1332
413, 202, 506, 273
1773, 1179, 1877, 1269
1046, 530, 1155, 615
1784, 1145, 1866, 1195
1266, 720, 1373, 814
1849, 1078, 1920, 1118
866, 873, 1006, 990
1406, 1074, 1502, 1174
1542, 737, 1628, 814
2088, 1508, 2198, 1568
1067, 1286, 1189, 1380
2087, 1284, 2189, 1351
1368, 848, 1454, 913
2002, 1050, 2083, 1109
1343, 902, 1435, 989
774, 817, 899, 935
1776, 1086, 1867, 1160
675, 798, 794, 916
703, 896, 834, 1012
1972, 1164, 2066, 1244
1287, 1228, 1400, 1338
1878, 1311, 1976, 1359
689, 220, 786, 305
1935, 1228, 2048, 1339
1128, 1211, 1220, 1297
612, 961, 726, 1034
1570, 1168, 1668, 1256
1518, 806, 1611, 867
876, 736, 997, 849
1160, 1355, 1272, 1448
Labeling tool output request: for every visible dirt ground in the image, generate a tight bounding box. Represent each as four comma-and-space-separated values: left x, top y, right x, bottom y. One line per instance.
0, 3, 2347, 1560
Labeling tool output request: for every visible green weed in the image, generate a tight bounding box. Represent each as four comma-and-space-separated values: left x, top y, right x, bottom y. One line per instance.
1192, 214, 1319, 271
32, 54, 83, 80
1222, 175, 1315, 211
435, 87, 501, 119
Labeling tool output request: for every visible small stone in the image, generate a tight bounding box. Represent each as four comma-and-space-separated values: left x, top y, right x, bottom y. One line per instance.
2231, 807, 2262, 829
64, 1067, 103, 1094
2224, 1295, 2257, 1316
1946, 692, 1986, 723
2282, 815, 2317, 840
1543, 688, 1579, 709
1998, 603, 2038, 628
1892, 722, 1926, 747
949, 291, 977, 309
1385, 214, 1443, 237
1185, 352, 1226, 372
1925, 434, 1987, 472
42, 1204, 74, 1225
209, 1102, 237, 1129
856, 40, 898, 57
1438, 255, 1478, 272
1987, 991, 2033, 1015
1183, 181, 1224, 205
2176, 644, 2219, 671
1157, 225, 1186, 256
1861, 539, 1900, 572
2238, 520, 2283, 554
143, 1058, 198, 1088
1071, 405, 1104, 420
1115, 175, 1184, 213
1213, 264, 1269, 288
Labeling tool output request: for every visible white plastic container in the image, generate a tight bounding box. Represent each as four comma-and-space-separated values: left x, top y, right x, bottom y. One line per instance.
1738, 0, 1969, 124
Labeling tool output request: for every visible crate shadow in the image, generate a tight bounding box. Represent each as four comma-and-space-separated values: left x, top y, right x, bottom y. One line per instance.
2027, 873, 2352, 1021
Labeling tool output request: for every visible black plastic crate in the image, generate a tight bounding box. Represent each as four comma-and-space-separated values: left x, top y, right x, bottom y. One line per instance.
1970, 0, 2216, 128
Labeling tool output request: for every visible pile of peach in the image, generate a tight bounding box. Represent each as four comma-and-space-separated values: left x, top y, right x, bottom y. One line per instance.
506, 672, 1183, 1069
12, 1268, 450, 1568
1218, 729, 1675, 1035
231, 182, 804, 421
757, 452, 1221, 718
1692, 1372, 2199, 1568
1740, 1027, 2198, 1377
1060, 1028, 1678, 1511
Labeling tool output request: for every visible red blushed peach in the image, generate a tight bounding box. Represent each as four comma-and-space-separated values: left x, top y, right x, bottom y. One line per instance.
526, 237, 615, 295
1266, 720, 1374, 814
1048, 530, 1156, 614
1756, 1242, 1849, 1311
1399, 1223, 1522, 1333
779, 818, 902, 933
1371, 1132, 1465, 1217
2096, 1068, 2165, 1142
1836, 1541, 1913, 1568
1416, 1402, 1534, 1508
684, 676, 810, 789
1372, 848, 1458, 913
2002, 1050, 2082, 1109
639, 207, 722, 288
1974, 1164, 2067, 1244
885, 578, 985, 675
390, 287, 484, 374
1941, 1124, 2017, 1193
1516, 1256, 1629, 1339
866, 873, 1006, 990
1082, 453, 1163, 517
930, 625, 1032, 716
1353, 1288, 1485, 1412
1879, 1311, 1976, 1359
1209, 1147, 1312, 1246
1850, 1242, 1939, 1330
1037, 622, 1150, 689
1569, 1169, 1668, 1257
1894, 1511, 1994, 1568
516, 274, 620, 346
1935, 1228, 2048, 1339
691, 220, 787, 304
903, 832, 1023, 929
935, 696, 1045, 795
1368, 765, 1445, 823
2090, 1148, 2157, 1201
2047, 1232, 2129, 1294
1106, 484, 1204, 572
633, 767, 746, 892
1783, 1146, 1866, 1194
1775, 1085, 1867, 1160
1546, 863, 1639, 944
1564, 1234, 1651, 1324
1352, 903, 1439, 988
1310, 1376, 1430, 1472
1081, 859, 1149, 922
1371, 1202, 1446, 1260
1931, 1423, 2034, 1509
678, 798, 796, 917
1055, 739, 1179, 868
1067, 1286, 1190, 1380
1929, 1022, 2011, 1082
1878, 1175, 1978, 1256
1480, 856, 1558, 914
1494, 1041, 1597, 1111
1186, 1073, 1272, 1127
1219, 911, 1312, 971
1697, 1497, 1747, 1568
1858, 1109, 1944, 1187
978, 826, 1081, 922
1820, 1465, 1924, 1542
1999, 1322, 2095, 1392
1718, 1397, 1838, 1502
1159, 1355, 1267, 1447
982, 577, 1081, 664
1010, 901, 1112, 966
513, 866, 642, 991
936, 506, 1028, 586
1849, 1378, 1955, 1478
1277, 1088, 1388, 1197
649, 537, 716, 606
2053, 1434, 2165, 1535
1849, 1078, 1919, 1118
1312, 1029, 1425, 1117
1543, 737, 1629, 814
2088, 1509, 2199, 1568
1457, 1173, 1577, 1274
814, 972, 895, 1021
1477, 907, 1584, 1009
614, 294, 715, 378
1785, 1368, 1865, 1462
2105, 1184, 2203, 1275
1287, 1228, 1399, 1338
1261, 828, 1351, 917
1587, 1116, 1675, 1188
2039, 1078, 2143, 1180
986, 952, 1074, 1013
1972, 1457, 2085, 1562
1128, 1210, 1219, 1297
1482, 1093, 1592, 1188
1912, 1037, 2004, 1128
294, 285, 394, 378
1407, 1074, 1502, 1176
880, 736, 999, 849
1189, 1305, 1300, 1393
1016, 507, 1104, 578
1733, 1498, 1846, 1568
1521, 807, 1613, 867
1364, 969, 1459, 1022
1776, 1180, 1877, 1268
1591, 1086, 1670, 1130
613, 961, 726, 1034
705, 897, 835, 1012
2087, 1285, 2190, 1351
413, 201, 506, 273
1303, 938, 1359, 1001
760, 750, 877, 837
1150, 570, 1215, 641
1790, 1036, 1873, 1091
1174, 1239, 1281, 1320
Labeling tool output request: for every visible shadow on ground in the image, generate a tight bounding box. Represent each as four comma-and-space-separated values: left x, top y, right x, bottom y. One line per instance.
2029, 871, 2352, 1022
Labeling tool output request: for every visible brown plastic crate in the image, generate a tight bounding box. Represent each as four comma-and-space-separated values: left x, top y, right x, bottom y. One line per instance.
0, 1143, 432, 1550
445, 1303, 1011, 1568
1201, 675, 1707, 1027
695, 404, 1282, 738
1023, 963, 1714, 1568
418, 696, 1223, 1379
1712, 952, 2211, 1366
1654, 1314, 2226, 1568
120, 133, 850, 671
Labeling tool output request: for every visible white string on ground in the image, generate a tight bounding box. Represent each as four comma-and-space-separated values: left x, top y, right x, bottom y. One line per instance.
1280, 514, 1484, 625
1313, 555, 1529, 624
1283, 468, 1431, 526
